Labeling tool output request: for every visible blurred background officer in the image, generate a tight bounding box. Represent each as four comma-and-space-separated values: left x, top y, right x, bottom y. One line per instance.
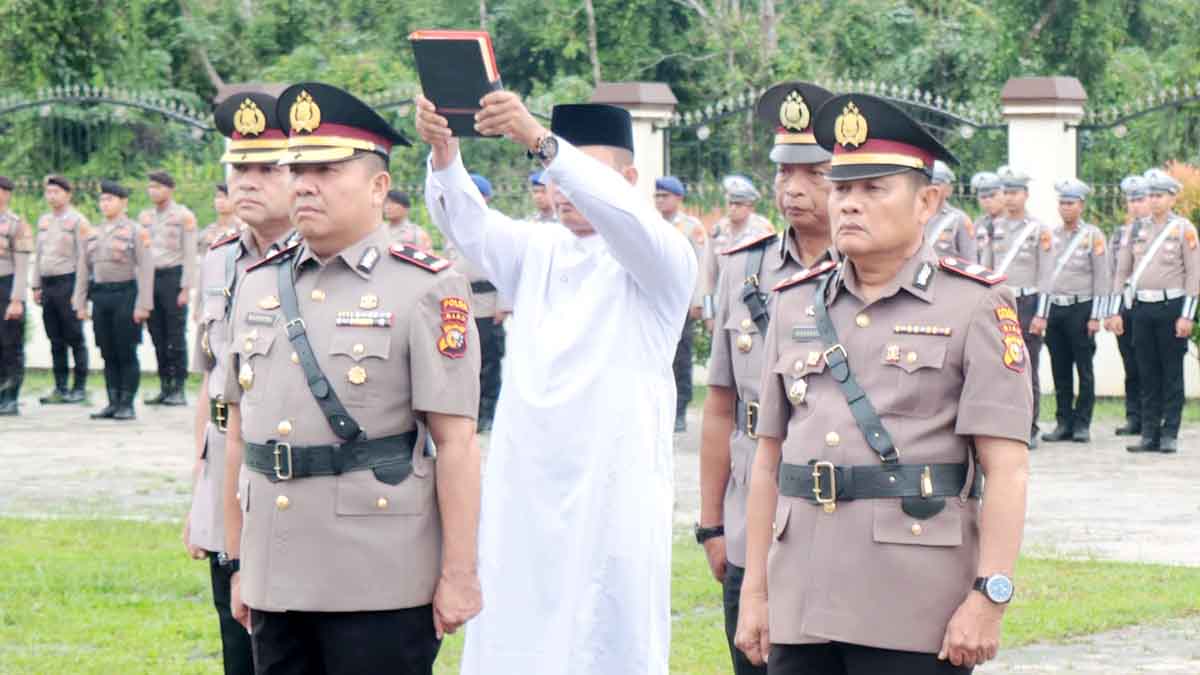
701, 175, 773, 328
1041, 179, 1109, 444
140, 170, 197, 407
1105, 175, 1150, 437
32, 174, 90, 404
926, 160, 976, 260
199, 183, 244, 254
0, 176, 32, 415
73, 181, 153, 420
1112, 169, 1199, 454
655, 175, 706, 432
384, 189, 434, 252
970, 171, 1004, 264
527, 171, 557, 223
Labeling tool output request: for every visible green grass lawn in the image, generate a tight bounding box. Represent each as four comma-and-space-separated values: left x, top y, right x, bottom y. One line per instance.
2, 518, 1199, 674
20, 369, 203, 400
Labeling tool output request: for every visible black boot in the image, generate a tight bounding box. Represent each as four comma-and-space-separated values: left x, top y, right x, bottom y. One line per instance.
1159, 437, 1178, 454
161, 377, 187, 406
90, 387, 119, 419
1115, 420, 1141, 436
1028, 430, 1039, 450
1126, 433, 1160, 453
1041, 424, 1073, 442
65, 384, 88, 404
0, 381, 16, 416
144, 373, 168, 405
1071, 427, 1091, 443
39, 387, 69, 404
113, 391, 136, 420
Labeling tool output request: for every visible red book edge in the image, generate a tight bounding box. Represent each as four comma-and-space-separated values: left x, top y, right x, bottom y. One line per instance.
409, 30, 500, 83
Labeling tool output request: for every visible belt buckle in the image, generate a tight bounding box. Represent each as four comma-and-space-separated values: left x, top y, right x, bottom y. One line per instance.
213, 400, 228, 432
822, 344, 847, 369
746, 401, 759, 440
273, 442, 293, 480
811, 461, 837, 513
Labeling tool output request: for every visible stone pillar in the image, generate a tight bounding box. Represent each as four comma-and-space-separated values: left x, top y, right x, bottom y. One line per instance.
589, 82, 678, 198
1000, 77, 1087, 225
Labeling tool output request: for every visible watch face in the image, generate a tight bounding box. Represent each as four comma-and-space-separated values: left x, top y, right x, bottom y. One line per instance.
986, 575, 1014, 603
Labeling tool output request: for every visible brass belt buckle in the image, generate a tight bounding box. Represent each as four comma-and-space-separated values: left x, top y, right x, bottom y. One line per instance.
811, 461, 837, 513
273, 442, 293, 480
213, 400, 228, 432
746, 401, 759, 440
822, 344, 848, 369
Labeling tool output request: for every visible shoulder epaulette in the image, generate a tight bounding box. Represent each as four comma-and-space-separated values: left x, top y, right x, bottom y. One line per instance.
772, 259, 839, 292
389, 243, 451, 273
721, 231, 778, 256
938, 256, 1006, 286
209, 231, 240, 250
246, 241, 301, 272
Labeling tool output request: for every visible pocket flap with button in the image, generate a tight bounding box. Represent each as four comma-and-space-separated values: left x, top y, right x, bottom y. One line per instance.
881, 342, 947, 374
242, 331, 277, 358
773, 501, 792, 541
774, 348, 828, 378
329, 333, 391, 362
724, 312, 760, 335
335, 468, 432, 516
872, 499, 962, 547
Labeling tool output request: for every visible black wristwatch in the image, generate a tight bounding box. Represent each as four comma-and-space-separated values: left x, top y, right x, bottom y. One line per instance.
973, 574, 1014, 604
694, 523, 724, 544
217, 552, 241, 574
532, 134, 558, 163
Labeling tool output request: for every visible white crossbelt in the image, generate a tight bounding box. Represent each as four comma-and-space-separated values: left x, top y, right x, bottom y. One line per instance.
1050, 227, 1091, 285
995, 219, 1041, 276
1124, 220, 1181, 309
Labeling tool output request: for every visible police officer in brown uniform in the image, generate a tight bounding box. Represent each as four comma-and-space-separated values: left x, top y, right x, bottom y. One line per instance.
1111, 169, 1200, 454
0, 176, 32, 415
926, 161, 977, 261
384, 190, 435, 252
199, 183, 246, 254
969, 172, 1003, 265
1041, 179, 1110, 444
140, 170, 198, 406
33, 174, 91, 404
702, 175, 775, 324
73, 181, 154, 420
1106, 175, 1151, 436
700, 80, 834, 675
186, 91, 294, 675
981, 167, 1053, 448
736, 93, 1031, 674
220, 82, 482, 675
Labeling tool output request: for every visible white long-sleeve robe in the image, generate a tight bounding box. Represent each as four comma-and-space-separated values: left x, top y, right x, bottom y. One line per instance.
425, 139, 696, 675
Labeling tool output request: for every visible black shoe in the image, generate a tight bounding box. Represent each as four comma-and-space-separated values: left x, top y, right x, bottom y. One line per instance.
39, 388, 69, 404
674, 415, 687, 433
161, 382, 187, 407
64, 388, 87, 404
1114, 422, 1141, 436
113, 392, 136, 421
0, 389, 17, 416
1041, 425, 1073, 442
90, 392, 119, 419
1071, 428, 1091, 443
1126, 437, 1160, 453
1028, 432, 1039, 450
1159, 438, 1178, 454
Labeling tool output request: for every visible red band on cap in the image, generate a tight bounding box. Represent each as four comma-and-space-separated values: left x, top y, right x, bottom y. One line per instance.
834, 139, 934, 168
291, 122, 391, 152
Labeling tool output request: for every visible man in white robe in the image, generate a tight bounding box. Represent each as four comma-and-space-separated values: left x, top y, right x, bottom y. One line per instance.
417, 92, 696, 675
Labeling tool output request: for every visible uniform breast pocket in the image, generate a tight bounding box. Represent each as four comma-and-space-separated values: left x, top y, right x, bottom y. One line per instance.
328, 332, 392, 407
239, 331, 278, 403
772, 347, 827, 424
724, 312, 762, 366
335, 466, 432, 517
879, 341, 948, 418
872, 499, 963, 547
202, 290, 229, 323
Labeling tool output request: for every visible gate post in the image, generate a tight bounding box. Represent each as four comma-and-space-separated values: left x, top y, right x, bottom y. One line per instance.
590, 82, 678, 198
1000, 77, 1087, 224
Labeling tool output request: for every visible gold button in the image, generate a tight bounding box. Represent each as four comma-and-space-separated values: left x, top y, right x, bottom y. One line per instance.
825, 431, 840, 446
741, 319, 753, 331
291, 351, 300, 364
347, 365, 367, 385
911, 523, 923, 536
376, 497, 389, 510
310, 289, 326, 302
275, 495, 290, 510
277, 420, 292, 436
352, 343, 365, 356
793, 360, 805, 376
906, 351, 918, 364
243, 339, 254, 353
855, 314, 870, 328
736, 334, 753, 353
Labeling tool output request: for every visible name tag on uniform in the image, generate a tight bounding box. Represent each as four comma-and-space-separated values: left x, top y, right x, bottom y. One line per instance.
336, 311, 394, 327
245, 312, 277, 326
791, 324, 819, 342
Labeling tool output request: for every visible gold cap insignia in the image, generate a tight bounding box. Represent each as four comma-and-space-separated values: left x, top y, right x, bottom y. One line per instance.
834, 101, 869, 148
289, 90, 322, 134
234, 98, 266, 137
779, 90, 810, 132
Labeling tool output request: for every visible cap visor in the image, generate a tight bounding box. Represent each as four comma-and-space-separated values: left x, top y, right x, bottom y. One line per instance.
277, 146, 360, 166
770, 144, 832, 165
828, 164, 919, 182
221, 149, 289, 165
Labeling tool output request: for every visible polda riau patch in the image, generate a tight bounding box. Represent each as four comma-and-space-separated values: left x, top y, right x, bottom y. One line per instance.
438, 297, 469, 359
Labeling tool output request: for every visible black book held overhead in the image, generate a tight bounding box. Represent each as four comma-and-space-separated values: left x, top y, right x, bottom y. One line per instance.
410, 30, 504, 138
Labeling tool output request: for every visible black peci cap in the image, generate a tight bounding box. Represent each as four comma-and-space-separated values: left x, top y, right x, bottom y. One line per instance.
46, 174, 72, 192
0, 176, 13, 192
148, 170, 176, 188
813, 93, 956, 182
386, 190, 411, 207
100, 180, 130, 199
215, 92, 288, 164
276, 82, 410, 165
550, 104, 634, 155
755, 81, 835, 165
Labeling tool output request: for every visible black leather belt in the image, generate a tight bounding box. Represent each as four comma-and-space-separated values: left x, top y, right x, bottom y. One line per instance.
245, 430, 418, 484
91, 280, 136, 293
470, 280, 496, 293
154, 265, 183, 276
735, 399, 759, 439
778, 461, 981, 507
209, 398, 228, 432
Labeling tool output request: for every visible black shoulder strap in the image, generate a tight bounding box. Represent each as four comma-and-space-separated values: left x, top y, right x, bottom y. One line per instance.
813, 272, 899, 464
276, 261, 363, 442
740, 244, 770, 334
222, 243, 240, 319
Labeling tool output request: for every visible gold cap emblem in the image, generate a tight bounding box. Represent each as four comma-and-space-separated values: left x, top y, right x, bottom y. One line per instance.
234, 98, 267, 137
834, 101, 869, 148
289, 90, 322, 134
779, 90, 810, 132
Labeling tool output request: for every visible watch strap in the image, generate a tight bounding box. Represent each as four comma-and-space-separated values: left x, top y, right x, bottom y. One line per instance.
694, 524, 724, 544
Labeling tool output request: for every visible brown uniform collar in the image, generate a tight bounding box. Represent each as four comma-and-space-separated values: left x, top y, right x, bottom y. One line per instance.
833, 244, 939, 307
296, 226, 388, 280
